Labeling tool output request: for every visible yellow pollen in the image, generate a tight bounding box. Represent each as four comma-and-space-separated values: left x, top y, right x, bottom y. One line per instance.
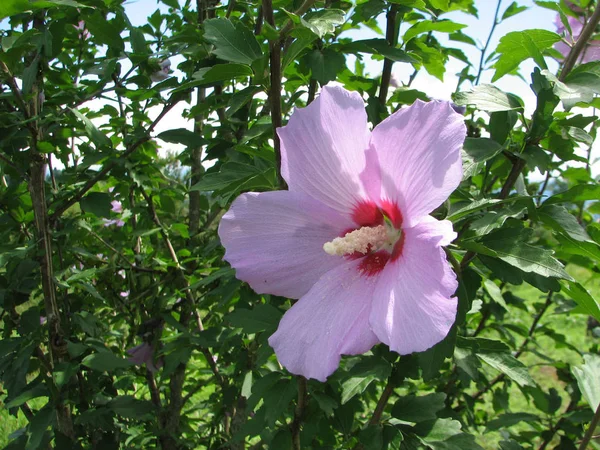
323, 225, 388, 256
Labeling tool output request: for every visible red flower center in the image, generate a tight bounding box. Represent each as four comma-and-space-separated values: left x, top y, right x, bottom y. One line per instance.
350, 200, 405, 276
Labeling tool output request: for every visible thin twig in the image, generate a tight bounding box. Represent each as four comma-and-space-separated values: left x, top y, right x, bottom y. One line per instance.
474, 0, 503, 85
50, 100, 178, 221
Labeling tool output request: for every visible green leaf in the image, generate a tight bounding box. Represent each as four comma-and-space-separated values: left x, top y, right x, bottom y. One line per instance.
312, 391, 338, 416
462, 137, 503, 178
391, 393, 446, 423
0, 0, 32, 19
543, 184, 600, 205
189, 162, 269, 193
563, 61, 600, 95
454, 84, 523, 112
341, 375, 377, 405
303, 9, 345, 38
129, 27, 148, 55
85, 11, 125, 51
448, 198, 502, 221
262, 379, 297, 426
70, 108, 112, 149
561, 281, 600, 322
572, 353, 600, 411
403, 19, 466, 44
345, 39, 417, 63
0, 0, 87, 19
501, 2, 528, 20
458, 337, 535, 387
192, 63, 253, 85
414, 418, 461, 441
226, 86, 261, 118
538, 204, 592, 242
486, 413, 539, 430
305, 48, 346, 85
492, 30, 561, 81
26, 404, 54, 450
157, 128, 201, 147
282, 30, 317, 68
79, 192, 112, 218
81, 351, 133, 372
107, 395, 155, 419
470, 204, 527, 236
203, 18, 262, 65
226, 304, 282, 334
5, 383, 48, 409
477, 228, 572, 280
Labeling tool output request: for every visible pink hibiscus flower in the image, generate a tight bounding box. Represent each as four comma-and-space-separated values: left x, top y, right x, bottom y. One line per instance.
555, 13, 600, 63
150, 59, 171, 82
218, 85, 466, 382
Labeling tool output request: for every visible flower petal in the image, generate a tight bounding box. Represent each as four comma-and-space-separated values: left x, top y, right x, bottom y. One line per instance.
278, 85, 371, 214
218, 190, 352, 299
368, 100, 465, 226
268, 259, 380, 382
369, 218, 458, 354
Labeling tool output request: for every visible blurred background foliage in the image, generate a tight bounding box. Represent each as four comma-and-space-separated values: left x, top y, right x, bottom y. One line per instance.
0, 0, 600, 448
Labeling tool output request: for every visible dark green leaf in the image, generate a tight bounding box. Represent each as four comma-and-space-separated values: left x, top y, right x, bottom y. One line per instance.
70, 108, 112, 149
81, 351, 133, 372
79, 192, 112, 218
192, 63, 253, 85
157, 128, 202, 147
391, 393, 446, 423
305, 48, 346, 85
226, 304, 282, 334
204, 19, 262, 65
486, 413, 540, 430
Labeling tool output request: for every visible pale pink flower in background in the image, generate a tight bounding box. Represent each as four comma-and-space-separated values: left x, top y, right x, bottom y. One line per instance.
150, 59, 171, 82
127, 343, 162, 372
555, 13, 600, 63
74, 20, 90, 39
102, 218, 125, 227
218, 85, 466, 381
111, 200, 123, 213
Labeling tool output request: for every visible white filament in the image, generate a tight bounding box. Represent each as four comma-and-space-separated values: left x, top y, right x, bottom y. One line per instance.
323, 225, 388, 256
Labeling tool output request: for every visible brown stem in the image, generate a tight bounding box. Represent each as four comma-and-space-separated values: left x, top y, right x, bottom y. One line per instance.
307, 79, 317, 105
291, 377, 307, 450
578, 401, 600, 450
370, 380, 394, 425
559, 3, 600, 81
378, 5, 399, 107
263, 0, 286, 189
